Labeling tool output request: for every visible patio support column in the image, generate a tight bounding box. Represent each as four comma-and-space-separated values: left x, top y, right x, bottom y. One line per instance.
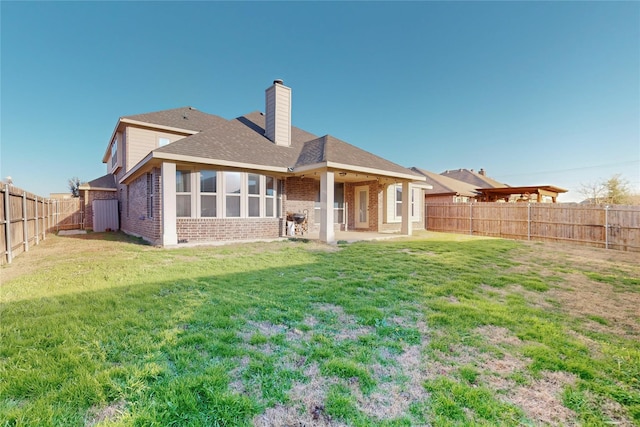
320, 171, 335, 243
401, 181, 412, 236
161, 162, 178, 246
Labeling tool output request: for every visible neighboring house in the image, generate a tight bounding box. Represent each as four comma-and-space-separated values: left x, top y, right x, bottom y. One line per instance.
81, 80, 426, 245
410, 167, 479, 203
476, 185, 567, 203
440, 168, 507, 189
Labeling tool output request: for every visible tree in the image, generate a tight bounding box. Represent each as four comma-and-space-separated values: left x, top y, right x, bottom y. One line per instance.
68, 177, 81, 197
579, 174, 632, 205
603, 174, 632, 205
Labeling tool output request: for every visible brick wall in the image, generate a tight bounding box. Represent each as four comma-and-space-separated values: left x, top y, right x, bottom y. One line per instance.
283, 177, 318, 234
177, 218, 282, 242
120, 169, 162, 244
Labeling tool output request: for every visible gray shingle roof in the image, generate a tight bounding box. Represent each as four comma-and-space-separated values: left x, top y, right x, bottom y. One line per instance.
123, 107, 226, 133
79, 174, 117, 190
440, 168, 507, 188
152, 110, 421, 178
411, 167, 479, 197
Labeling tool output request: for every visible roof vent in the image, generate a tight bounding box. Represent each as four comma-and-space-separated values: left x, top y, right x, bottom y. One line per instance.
273, 79, 284, 85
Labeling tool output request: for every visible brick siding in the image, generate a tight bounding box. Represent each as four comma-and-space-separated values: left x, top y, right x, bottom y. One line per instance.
177, 218, 282, 242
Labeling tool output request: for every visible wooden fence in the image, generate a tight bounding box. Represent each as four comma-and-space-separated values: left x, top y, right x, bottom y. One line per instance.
425, 202, 640, 252
1, 183, 83, 265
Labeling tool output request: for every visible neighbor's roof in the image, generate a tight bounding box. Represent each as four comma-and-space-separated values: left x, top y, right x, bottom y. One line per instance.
410, 167, 479, 197
440, 168, 507, 188
476, 185, 568, 196
123, 109, 423, 182
79, 174, 117, 191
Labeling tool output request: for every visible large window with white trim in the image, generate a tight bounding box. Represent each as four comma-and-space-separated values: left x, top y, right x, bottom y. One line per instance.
390, 185, 421, 222
176, 170, 191, 217
176, 170, 278, 218
247, 173, 261, 217
200, 170, 217, 217
225, 172, 242, 217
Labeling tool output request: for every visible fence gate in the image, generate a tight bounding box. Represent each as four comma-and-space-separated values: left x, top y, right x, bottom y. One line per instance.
93, 199, 119, 232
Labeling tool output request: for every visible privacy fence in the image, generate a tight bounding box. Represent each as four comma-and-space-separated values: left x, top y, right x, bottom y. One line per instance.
425, 202, 640, 252
1, 183, 82, 264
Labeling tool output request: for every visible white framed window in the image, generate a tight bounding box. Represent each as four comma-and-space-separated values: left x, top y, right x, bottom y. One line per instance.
200, 170, 217, 217
247, 173, 261, 217
158, 137, 170, 147
176, 170, 192, 217
111, 137, 118, 169
266, 176, 276, 217
390, 185, 420, 222
225, 172, 241, 217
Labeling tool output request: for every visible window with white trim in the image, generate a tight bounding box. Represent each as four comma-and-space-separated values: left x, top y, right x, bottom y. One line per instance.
390, 185, 420, 222
266, 176, 276, 217
225, 172, 241, 217
176, 170, 191, 217
247, 173, 261, 217
111, 137, 118, 168
200, 170, 217, 217
158, 137, 170, 147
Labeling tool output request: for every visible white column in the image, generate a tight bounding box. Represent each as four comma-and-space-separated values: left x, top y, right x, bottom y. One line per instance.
401, 181, 412, 236
320, 171, 335, 243
161, 162, 178, 246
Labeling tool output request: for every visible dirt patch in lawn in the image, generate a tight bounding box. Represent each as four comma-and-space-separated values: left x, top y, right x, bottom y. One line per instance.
511, 242, 640, 338
85, 400, 127, 426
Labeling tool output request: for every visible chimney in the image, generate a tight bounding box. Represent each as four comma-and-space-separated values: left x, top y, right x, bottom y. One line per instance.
265, 79, 291, 146
479, 168, 486, 176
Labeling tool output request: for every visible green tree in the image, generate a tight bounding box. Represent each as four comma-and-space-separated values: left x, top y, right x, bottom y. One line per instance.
603, 174, 631, 205
68, 177, 81, 197
580, 174, 632, 205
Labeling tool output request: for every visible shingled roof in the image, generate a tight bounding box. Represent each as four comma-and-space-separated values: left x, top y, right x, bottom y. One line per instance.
123, 107, 226, 133
411, 167, 478, 197
144, 110, 421, 179
440, 168, 507, 188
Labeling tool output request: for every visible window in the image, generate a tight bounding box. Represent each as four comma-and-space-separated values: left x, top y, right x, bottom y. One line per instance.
391, 185, 420, 221
111, 137, 118, 168
225, 172, 241, 217
158, 137, 170, 147
200, 170, 217, 217
265, 176, 275, 217
146, 173, 154, 218
248, 173, 260, 217
176, 170, 191, 217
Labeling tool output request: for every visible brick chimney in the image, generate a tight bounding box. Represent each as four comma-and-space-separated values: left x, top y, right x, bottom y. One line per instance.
479, 168, 486, 176
265, 79, 291, 146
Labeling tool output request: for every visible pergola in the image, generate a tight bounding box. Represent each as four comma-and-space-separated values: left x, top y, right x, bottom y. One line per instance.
476, 185, 568, 203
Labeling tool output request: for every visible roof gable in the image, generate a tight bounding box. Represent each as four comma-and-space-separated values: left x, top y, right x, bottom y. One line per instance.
440, 168, 507, 188
411, 167, 478, 196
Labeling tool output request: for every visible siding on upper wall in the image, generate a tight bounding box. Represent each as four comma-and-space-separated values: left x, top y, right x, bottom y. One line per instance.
125, 126, 187, 172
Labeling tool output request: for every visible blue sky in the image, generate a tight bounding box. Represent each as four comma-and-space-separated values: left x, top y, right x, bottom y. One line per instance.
2, 1, 638, 202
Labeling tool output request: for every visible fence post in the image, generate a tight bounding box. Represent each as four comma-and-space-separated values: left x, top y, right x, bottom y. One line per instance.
424, 203, 428, 231
527, 203, 531, 241
35, 196, 39, 245
605, 205, 609, 250
22, 192, 29, 252
3, 186, 12, 264
469, 203, 473, 235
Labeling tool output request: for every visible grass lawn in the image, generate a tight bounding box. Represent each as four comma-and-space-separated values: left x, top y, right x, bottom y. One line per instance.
1, 231, 639, 426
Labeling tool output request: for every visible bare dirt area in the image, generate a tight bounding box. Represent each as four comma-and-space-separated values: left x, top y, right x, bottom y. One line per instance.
513, 241, 640, 339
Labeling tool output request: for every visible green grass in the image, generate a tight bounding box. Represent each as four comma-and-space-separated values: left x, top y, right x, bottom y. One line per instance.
1, 232, 639, 426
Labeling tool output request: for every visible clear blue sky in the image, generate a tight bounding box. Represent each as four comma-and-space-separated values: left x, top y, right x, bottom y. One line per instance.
2, 1, 638, 202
